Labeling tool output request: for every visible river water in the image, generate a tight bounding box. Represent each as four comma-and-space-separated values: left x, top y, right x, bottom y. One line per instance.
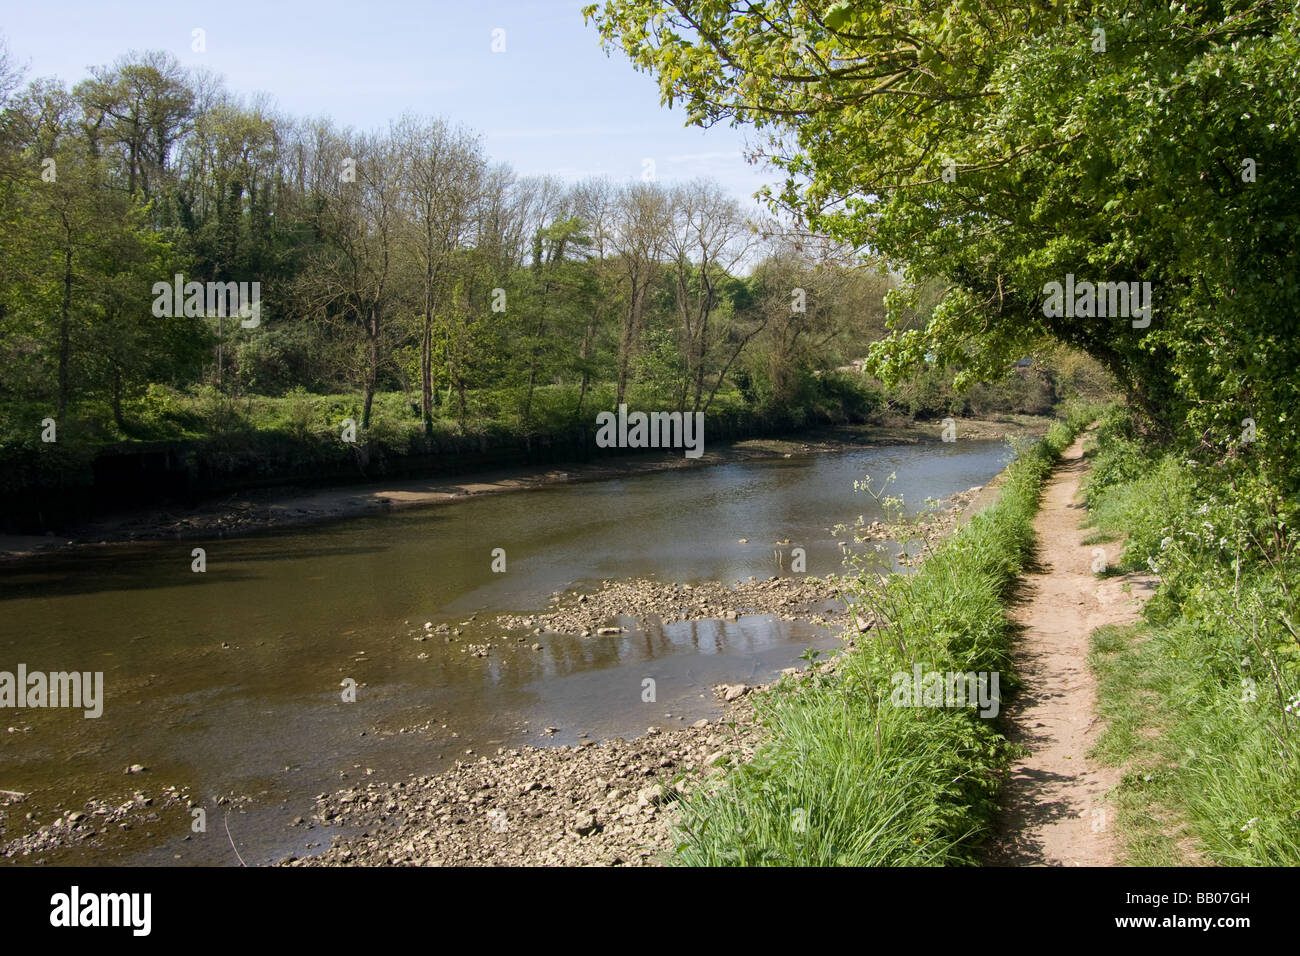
0, 438, 1012, 865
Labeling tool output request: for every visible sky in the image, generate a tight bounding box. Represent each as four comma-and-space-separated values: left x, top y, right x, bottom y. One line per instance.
0, 0, 780, 213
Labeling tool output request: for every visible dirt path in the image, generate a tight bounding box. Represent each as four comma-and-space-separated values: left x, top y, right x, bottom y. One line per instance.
986, 433, 1156, 866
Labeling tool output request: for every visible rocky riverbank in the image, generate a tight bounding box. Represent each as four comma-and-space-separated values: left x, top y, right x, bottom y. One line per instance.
0, 783, 197, 862
279, 473, 1005, 868
282, 661, 848, 867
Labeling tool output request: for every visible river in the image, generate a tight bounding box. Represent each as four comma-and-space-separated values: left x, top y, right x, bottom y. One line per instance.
0, 437, 1013, 865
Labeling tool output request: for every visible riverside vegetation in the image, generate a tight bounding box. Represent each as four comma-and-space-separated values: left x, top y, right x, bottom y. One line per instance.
1085, 408, 1300, 866
583, 0, 1300, 867
671, 403, 1102, 865
0, 35, 1100, 531
663, 397, 1300, 867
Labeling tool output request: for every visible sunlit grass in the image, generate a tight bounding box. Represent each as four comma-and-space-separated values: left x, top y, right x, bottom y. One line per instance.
673, 402, 1103, 865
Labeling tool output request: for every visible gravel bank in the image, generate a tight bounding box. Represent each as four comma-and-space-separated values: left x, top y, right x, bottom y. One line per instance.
280, 671, 845, 867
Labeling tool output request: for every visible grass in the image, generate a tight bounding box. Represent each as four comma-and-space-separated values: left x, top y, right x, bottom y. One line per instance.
1083, 409, 1300, 866
670, 401, 1101, 866
1088, 623, 1196, 866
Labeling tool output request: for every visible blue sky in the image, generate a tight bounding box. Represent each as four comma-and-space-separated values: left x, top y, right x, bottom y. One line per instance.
1, 0, 778, 211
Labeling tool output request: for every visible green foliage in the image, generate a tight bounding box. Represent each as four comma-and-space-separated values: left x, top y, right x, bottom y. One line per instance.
1086, 418, 1300, 864
587, 0, 1300, 492
0, 406, 97, 495
809, 370, 881, 423
0, 40, 1093, 511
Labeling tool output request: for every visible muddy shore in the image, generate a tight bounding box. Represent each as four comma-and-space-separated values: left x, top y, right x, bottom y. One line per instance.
0, 414, 1048, 562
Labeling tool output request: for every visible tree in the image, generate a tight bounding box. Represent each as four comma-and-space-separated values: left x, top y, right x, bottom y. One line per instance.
75, 50, 193, 204
298, 126, 404, 429
664, 179, 751, 411
570, 177, 623, 416
520, 205, 596, 426
174, 96, 282, 387
610, 181, 671, 406
394, 115, 485, 436
586, 1, 1300, 485
2, 74, 203, 423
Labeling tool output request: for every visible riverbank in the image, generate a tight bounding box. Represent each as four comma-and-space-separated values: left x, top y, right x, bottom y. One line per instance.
0, 414, 1048, 562
1, 430, 1019, 866
283, 653, 862, 867
273, 424, 1042, 868
283, 686, 768, 866
669, 406, 1099, 865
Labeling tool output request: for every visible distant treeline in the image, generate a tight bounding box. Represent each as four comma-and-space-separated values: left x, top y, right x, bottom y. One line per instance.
0, 45, 901, 439
0, 42, 1114, 531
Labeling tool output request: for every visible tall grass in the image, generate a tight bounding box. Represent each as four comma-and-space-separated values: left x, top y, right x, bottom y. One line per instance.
1085, 410, 1300, 865
672, 403, 1100, 865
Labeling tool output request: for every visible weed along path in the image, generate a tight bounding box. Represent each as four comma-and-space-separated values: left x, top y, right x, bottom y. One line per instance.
986, 433, 1156, 866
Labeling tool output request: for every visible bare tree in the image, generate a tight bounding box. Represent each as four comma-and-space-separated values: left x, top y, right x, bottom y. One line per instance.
665, 179, 753, 412
569, 177, 619, 416
610, 181, 671, 406
298, 125, 403, 429
394, 115, 485, 436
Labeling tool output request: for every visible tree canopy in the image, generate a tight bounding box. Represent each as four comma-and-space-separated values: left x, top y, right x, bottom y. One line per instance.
586, 0, 1300, 486
0, 43, 896, 456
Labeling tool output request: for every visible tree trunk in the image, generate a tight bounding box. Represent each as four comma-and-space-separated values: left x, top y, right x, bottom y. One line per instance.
57, 221, 73, 418
421, 244, 436, 437
692, 313, 709, 413
616, 281, 644, 407
575, 315, 596, 418
362, 307, 379, 430
524, 303, 546, 425
421, 307, 433, 438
